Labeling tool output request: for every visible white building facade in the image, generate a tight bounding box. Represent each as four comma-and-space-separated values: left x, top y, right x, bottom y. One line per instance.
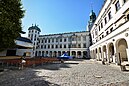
28, 25, 91, 58
89, 0, 129, 65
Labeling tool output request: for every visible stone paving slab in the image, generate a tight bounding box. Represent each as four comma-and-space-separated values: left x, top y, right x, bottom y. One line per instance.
0, 60, 129, 86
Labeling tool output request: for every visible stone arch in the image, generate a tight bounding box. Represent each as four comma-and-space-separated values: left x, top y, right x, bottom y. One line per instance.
42, 51, 44, 57
58, 51, 61, 57
116, 38, 128, 62
102, 45, 107, 61
83, 51, 87, 59
107, 43, 114, 62
98, 47, 102, 60
72, 51, 76, 58
50, 51, 52, 57
39, 51, 41, 57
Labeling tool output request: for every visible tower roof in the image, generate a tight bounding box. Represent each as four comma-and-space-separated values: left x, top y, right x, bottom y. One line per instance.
89, 10, 96, 16
28, 24, 41, 32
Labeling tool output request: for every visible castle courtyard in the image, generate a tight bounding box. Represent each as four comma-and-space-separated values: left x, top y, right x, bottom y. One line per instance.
0, 59, 129, 86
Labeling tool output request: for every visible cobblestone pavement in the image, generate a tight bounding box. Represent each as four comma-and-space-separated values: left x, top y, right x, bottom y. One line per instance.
0, 59, 129, 86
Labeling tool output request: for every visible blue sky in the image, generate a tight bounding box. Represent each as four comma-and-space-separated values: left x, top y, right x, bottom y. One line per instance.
21, 0, 104, 36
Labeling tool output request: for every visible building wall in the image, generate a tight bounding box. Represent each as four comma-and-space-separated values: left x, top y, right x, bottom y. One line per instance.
28, 29, 91, 58
90, 0, 129, 64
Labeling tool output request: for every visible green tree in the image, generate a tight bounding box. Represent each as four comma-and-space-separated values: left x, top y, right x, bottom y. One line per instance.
0, 0, 24, 51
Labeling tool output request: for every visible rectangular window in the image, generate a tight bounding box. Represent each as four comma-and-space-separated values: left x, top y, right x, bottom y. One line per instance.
56, 45, 58, 48
48, 39, 50, 43
64, 38, 66, 42
101, 22, 103, 28
60, 38, 62, 42
60, 44, 62, 48
104, 17, 107, 24
56, 38, 58, 42
64, 45, 66, 48
123, 0, 127, 3
68, 44, 71, 48
102, 35, 104, 38
99, 26, 100, 31
51, 45, 54, 48
106, 31, 109, 35
110, 27, 113, 32
52, 38, 54, 42
115, 1, 121, 12
83, 44, 86, 48
108, 11, 112, 20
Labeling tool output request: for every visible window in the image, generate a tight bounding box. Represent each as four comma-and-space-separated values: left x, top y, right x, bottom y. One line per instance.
68, 44, 71, 48
56, 45, 58, 48
51, 45, 54, 48
110, 27, 113, 32
45, 39, 47, 43
42, 40, 44, 43
102, 35, 104, 38
28, 34, 30, 37
60, 44, 62, 48
56, 38, 58, 42
115, 1, 120, 12
60, 38, 62, 42
35, 31, 37, 33
106, 31, 109, 35
108, 11, 112, 20
44, 45, 46, 49
123, 0, 127, 3
99, 26, 101, 31
48, 39, 50, 43
52, 38, 54, 42
64, 38, 66, 42
48, 45, 50, 49
95, 29, 98, 36
101, 22, 103, 28
127, 14, 129, 20
41, 45, 43, 49
64, 45, 66, 48
83, 44, 86, 48
104, 17, 107, 24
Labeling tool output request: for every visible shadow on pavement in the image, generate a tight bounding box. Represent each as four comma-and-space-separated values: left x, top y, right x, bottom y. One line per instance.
35, 61, 79, 70
0, 68, 60, 86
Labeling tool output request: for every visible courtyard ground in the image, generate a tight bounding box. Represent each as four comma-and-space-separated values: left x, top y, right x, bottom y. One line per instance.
0, 59, 129, 86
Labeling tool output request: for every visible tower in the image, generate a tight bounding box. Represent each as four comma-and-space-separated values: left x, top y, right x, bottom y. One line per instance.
87, 10, 96, 31
28, 24, 41, 57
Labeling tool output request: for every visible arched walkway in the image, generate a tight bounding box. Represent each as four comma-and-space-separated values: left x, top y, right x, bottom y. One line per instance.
83, 51, 87, 58
108, 43, 114, 63
77, 51, 81, 58
102, 45, 107, 61
116, 39, 128, 63
42, 51, 44, 57
58, 51, 61, 57
72, 51, 76, 58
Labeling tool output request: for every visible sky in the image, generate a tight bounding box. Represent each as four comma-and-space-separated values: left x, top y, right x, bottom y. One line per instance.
21, 0, 104, 37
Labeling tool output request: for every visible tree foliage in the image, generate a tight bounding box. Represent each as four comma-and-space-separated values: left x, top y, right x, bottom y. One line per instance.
0, 0, 24, 51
